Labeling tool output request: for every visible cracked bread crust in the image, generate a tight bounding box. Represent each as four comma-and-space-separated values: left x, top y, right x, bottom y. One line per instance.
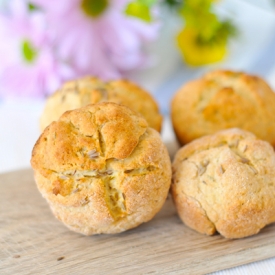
172, 128, 275, 239
31, 102, 171, 235
171, 70, 275, 146
40, 77, 162, 132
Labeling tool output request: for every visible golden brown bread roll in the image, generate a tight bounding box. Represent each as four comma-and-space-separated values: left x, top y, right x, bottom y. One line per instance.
172, 128, 275, 239
40, 77, 162, 132
171, 70, 275, 146
31, 102, 171, 235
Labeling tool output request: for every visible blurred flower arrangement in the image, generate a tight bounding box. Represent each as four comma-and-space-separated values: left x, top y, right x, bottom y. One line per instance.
0, 0, 236, 97
175, 0, 236, 65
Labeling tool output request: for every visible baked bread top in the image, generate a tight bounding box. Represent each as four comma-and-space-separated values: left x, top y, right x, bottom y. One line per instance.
172, 128, 275, 238
40, 77, 162, 132
31, 102, 171, 235
171, 70, 275, 145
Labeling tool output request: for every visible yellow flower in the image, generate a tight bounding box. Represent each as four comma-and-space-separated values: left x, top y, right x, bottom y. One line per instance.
177, 27, 227, 66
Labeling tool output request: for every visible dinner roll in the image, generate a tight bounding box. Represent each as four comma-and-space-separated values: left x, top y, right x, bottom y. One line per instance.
172, 128, 275, 239
40, 77, 162, 132
31, 102, 171, 235
171, 70, 275, 146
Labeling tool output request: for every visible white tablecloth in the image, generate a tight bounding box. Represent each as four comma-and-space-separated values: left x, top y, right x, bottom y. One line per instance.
1, 0, 275, 274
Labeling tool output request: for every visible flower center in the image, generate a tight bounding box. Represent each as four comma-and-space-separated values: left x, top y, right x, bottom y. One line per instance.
81, 0, 109, 18
21, 40, 37, 63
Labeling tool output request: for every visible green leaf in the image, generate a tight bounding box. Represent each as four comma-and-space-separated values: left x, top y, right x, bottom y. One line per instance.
180, 0, 237, 46
22, 40, 37, 63
125, 1, 153, 22
28, 3, 37, 11
136, 0, 158, 7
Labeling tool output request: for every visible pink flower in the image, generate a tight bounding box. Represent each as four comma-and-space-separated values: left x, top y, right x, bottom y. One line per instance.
33, 0, 159, 80
0, 0, 74, 98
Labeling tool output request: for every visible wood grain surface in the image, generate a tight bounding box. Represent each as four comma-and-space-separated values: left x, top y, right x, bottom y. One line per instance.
1, 169, 275, 275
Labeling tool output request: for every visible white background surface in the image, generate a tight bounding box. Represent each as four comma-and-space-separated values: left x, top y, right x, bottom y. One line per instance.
1, 0, 275, 274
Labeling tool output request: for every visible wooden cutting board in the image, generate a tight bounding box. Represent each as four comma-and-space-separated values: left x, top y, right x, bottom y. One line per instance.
1, 169, 275, 275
